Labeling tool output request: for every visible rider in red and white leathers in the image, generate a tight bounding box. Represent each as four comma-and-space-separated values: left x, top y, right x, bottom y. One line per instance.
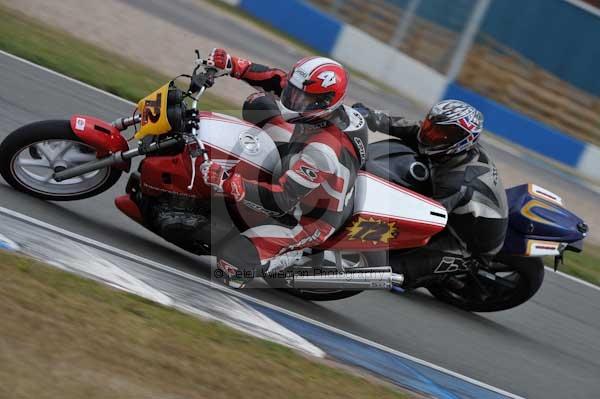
201, 49, 368, 287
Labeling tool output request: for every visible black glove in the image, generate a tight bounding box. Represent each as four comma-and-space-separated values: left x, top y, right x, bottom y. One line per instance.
352, 102, 388, 132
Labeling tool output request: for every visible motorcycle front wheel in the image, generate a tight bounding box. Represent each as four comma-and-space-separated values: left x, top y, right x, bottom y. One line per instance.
427, 255, 545, 312
0, 120, 122, 201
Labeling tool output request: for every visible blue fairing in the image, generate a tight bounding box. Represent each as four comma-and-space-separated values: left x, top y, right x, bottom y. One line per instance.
501, 184, 586, 255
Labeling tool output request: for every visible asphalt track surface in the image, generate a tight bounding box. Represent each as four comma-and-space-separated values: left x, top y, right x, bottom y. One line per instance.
1, 50, 600, 398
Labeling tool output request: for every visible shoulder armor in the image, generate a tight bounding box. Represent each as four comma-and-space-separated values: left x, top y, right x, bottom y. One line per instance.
342, 104, 367, 133
341, 105, 368, 166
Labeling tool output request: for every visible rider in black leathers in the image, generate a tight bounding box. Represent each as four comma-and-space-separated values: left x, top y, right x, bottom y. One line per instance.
354, 100, 508, 288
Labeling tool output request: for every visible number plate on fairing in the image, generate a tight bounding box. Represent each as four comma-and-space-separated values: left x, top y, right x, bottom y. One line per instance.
135, 83, 172, 140
320, 172, 447, 251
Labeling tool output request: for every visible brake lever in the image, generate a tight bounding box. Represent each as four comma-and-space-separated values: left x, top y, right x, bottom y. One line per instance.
186, 130, 210, 190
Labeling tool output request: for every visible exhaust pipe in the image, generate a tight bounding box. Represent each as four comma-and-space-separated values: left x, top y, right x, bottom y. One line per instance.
287, 266, 401, 290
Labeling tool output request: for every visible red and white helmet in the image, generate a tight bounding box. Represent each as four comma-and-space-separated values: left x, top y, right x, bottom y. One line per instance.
280, 57, 348, 124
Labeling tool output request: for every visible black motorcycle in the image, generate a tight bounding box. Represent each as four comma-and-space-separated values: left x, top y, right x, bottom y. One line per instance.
364, 139, 588, 312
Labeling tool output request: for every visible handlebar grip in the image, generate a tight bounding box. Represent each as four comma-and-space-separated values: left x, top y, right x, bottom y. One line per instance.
111, 115, 141, 131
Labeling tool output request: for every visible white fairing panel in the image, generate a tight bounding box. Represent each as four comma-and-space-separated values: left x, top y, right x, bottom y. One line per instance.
354, 172, 447, 227
526, 239, 560, 257
529, 184, 563, 206
198, 113, 280, 173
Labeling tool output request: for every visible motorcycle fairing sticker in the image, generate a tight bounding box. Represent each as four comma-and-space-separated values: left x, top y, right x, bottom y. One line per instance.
434, 257, 469, 274
520, 199, 566, 227
346, 217, 398, 244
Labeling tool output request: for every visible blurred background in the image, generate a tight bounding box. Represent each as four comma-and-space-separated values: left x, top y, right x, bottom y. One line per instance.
311, 0, 600, 149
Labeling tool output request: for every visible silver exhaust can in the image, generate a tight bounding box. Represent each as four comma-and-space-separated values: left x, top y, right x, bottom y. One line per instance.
288, 266, 394, 290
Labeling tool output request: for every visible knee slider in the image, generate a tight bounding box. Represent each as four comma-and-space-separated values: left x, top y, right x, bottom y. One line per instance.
217, 234, 262, 273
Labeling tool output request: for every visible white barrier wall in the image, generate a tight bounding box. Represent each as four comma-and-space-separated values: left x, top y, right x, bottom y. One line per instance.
577, 145, 600, 182
332, 26, 447, 106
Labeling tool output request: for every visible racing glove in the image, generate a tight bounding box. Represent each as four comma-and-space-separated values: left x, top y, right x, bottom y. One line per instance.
352, 102, 390, 132
352, 103, 421, 146
201, 161, 246, 202
206, 48, 252, 79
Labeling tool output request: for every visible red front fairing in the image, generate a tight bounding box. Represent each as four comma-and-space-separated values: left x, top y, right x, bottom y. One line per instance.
70, 115, 130, 170
139, 147, 203, 198
115, 195, 143, 223
138, 144, 274, 227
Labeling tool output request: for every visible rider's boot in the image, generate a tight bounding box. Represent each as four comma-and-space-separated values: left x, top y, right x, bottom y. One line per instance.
215, 234, 262, 289
390, 250, 475, 289
265, 250, 304, 275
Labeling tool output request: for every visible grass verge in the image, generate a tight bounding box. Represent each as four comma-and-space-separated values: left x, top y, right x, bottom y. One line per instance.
548, 243, 600, 286
0, 5, 235, 111
0, 251, 408, 399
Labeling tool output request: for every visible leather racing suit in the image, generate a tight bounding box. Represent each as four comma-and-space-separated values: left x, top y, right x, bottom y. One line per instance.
365, 113, 508, 288
216, 62, 369, 282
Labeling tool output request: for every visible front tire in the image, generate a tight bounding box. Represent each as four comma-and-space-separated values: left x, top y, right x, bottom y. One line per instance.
427, 256, 545, 312
0, 120, 122, 201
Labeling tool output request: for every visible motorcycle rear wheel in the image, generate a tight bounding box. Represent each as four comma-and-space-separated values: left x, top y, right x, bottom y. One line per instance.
263, 251, 386, 301
0, 120, 122, 201
427, 255, 544, 312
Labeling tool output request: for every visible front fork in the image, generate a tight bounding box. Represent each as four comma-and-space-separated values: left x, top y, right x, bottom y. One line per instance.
57, 111, 207, 190
53, 137, 181, 182
54, 111, 181, 183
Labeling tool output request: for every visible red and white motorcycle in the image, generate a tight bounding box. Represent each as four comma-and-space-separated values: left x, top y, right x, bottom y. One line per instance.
0, 53, 447, 300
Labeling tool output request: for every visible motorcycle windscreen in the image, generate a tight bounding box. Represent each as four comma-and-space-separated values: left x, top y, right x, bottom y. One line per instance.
135, 82, 172, 140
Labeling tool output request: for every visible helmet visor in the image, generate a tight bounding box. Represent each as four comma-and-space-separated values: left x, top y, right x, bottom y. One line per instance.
281, 83, 334, 113
418, 118, 469, 148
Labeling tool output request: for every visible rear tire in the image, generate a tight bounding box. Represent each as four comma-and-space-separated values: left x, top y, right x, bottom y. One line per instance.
264, 251, 386, 301
427, 256, 544, 312
0, 120, 122, 201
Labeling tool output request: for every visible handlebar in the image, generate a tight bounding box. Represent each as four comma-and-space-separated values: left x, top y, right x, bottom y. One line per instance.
112, 115, 142, 131
188, 66, 217, 94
